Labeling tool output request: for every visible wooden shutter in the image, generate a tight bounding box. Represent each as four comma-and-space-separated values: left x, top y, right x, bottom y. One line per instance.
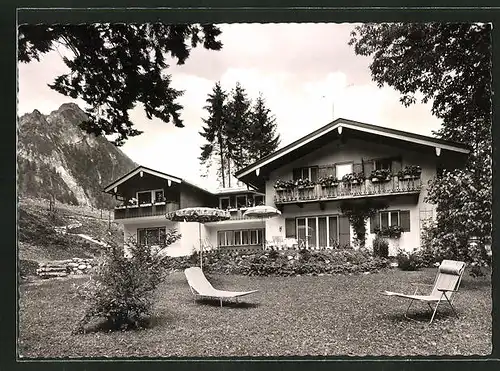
400, 210, 411, 232
339, 215, 351, 247
293, 168, 301, 180
363, 159, 374, 178
285, 218, 296, 238
310, 166, 319, 182
353, 162, 363, 174
370, 212, 380, 233
391, 158, 402, 173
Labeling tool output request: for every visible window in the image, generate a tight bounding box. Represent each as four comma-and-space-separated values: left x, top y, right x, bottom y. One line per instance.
217, 228, 264, 246
219, 197, 230, 210
137, 189, 164, 205
254, 195, 265, 206
380, 211, 400, 228
293, 166, 319, 182
374, 158, 392, 171
137, 227, 166, 246
137, 191, 152, 205
236, 195, 247, 209
154, 190, 164, 203
336, 163, 353, 179
296, 215, 339, 249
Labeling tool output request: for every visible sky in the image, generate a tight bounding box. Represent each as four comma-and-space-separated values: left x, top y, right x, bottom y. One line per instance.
18, 23, 442, 190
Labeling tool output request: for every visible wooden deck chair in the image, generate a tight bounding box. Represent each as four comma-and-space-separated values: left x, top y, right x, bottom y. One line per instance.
184, 267, 258, 307
384, 260, 466, 324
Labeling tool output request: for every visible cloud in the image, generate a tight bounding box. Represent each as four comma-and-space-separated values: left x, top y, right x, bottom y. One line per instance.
17, 23, 442, 189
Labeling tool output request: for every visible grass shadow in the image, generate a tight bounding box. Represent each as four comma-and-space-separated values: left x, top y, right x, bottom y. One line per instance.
195, 297, 260, 309
382, 306, 457, 324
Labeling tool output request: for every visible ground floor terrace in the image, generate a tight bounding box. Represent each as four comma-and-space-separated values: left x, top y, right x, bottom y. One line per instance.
120, 194, 435, 257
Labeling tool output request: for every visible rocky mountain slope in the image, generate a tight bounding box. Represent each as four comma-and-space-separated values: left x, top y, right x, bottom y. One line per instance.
17, 103, 137, 208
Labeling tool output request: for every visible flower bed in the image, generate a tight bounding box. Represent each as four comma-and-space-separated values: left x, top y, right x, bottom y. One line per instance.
163, 249, 390, 276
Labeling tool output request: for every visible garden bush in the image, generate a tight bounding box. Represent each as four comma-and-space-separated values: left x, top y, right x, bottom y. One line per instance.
76, 230, 180, 333
372, 236, 389, 258
396, 249, 422, 271
169, 248, 390, 277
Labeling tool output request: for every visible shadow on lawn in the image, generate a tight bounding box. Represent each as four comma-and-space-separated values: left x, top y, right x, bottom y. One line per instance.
194, 298, 260, 309
382, 306, 457, 325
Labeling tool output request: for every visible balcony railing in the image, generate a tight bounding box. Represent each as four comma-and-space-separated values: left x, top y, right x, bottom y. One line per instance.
274, 176, 422, 204
114, 201, 180, 220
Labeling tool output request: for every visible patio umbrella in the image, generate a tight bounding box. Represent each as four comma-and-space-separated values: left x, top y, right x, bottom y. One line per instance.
243, 205, 282, 250
166, 207, 230, 270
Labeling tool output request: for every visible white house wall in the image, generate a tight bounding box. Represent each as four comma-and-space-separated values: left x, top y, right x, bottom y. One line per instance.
122, 218, 207, 257
265, 137, 439, 253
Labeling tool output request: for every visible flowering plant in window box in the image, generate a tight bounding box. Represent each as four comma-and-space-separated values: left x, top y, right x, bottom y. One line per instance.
274, 179, 296, 190
127, 198, 138, 207
375, 225, 402, 239
397, 165, 422, 180
154, 196, 166, 204
318, 175, 339, 187
370, 169, 392, 183
295, 178, 315, 189
342, 172, 366, 185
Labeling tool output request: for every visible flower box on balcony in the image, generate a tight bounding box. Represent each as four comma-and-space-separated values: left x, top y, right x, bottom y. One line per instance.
297, 185, 314, 190
154, 201, 166, 206
318, 175, 339, 188
139, 203, 152, 207
370, 169, 391, 183
397, 165, 422, 180
342, 172, 366, 185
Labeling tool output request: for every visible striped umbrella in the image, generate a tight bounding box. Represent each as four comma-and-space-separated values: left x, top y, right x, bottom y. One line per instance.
166, 207, 230, 269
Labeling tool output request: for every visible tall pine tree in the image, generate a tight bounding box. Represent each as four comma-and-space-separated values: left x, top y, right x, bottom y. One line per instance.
248, 93, 281, 162
199, 82, 229, 188
225, 82, 252, 181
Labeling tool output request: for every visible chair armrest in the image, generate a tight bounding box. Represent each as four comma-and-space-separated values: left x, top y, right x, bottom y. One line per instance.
437, 288, 459, 293
410, 283, 434, 287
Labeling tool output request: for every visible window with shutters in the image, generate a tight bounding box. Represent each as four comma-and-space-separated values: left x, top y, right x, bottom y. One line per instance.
293, 166, 319, 182
371, 210, 410, 233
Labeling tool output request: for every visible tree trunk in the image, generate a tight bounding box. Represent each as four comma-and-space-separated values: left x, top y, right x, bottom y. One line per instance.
218, 134, 225, 188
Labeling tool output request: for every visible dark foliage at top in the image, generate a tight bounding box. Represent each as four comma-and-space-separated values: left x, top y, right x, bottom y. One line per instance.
19, 24, 223, 145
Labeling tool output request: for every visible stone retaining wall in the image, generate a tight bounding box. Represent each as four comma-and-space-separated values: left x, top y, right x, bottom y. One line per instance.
37, 258, 95, 278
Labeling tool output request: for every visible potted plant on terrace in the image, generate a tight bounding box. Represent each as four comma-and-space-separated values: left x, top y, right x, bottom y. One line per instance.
342, 172, 366, 185
318, 175, 339, 188
370, 169, 392, 183
397, 165, 422, 180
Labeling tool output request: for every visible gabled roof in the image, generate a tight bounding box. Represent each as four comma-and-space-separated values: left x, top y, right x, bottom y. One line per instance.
235, 118, 470, 187
103, 165, 214, 195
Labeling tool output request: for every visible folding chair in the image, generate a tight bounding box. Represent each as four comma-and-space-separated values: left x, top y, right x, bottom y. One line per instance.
184, 267, 258, 307
384, 260, 466, 324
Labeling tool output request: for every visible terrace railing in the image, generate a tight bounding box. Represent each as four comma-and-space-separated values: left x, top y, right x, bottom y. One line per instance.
274, 176, 422, 204
114, 201, 180, 220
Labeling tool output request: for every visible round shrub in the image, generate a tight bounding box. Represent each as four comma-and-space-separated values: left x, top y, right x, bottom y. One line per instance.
372, 236, 389, 258
396, 249, 421, 271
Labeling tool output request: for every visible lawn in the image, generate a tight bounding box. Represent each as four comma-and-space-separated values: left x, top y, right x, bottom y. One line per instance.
18, 267, 492, 358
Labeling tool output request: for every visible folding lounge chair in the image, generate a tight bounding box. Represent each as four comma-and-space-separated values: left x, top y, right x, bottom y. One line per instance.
184, 267, 258, 307
384, 260, 466, 324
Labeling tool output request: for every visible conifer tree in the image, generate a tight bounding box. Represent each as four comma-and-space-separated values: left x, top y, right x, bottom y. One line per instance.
248, 93, 281, 162
199, 82, 229, 188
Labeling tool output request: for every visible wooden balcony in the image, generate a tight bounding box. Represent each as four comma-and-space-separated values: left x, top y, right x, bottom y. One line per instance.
274, 176, 422, 205
114, 201, 180, 220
